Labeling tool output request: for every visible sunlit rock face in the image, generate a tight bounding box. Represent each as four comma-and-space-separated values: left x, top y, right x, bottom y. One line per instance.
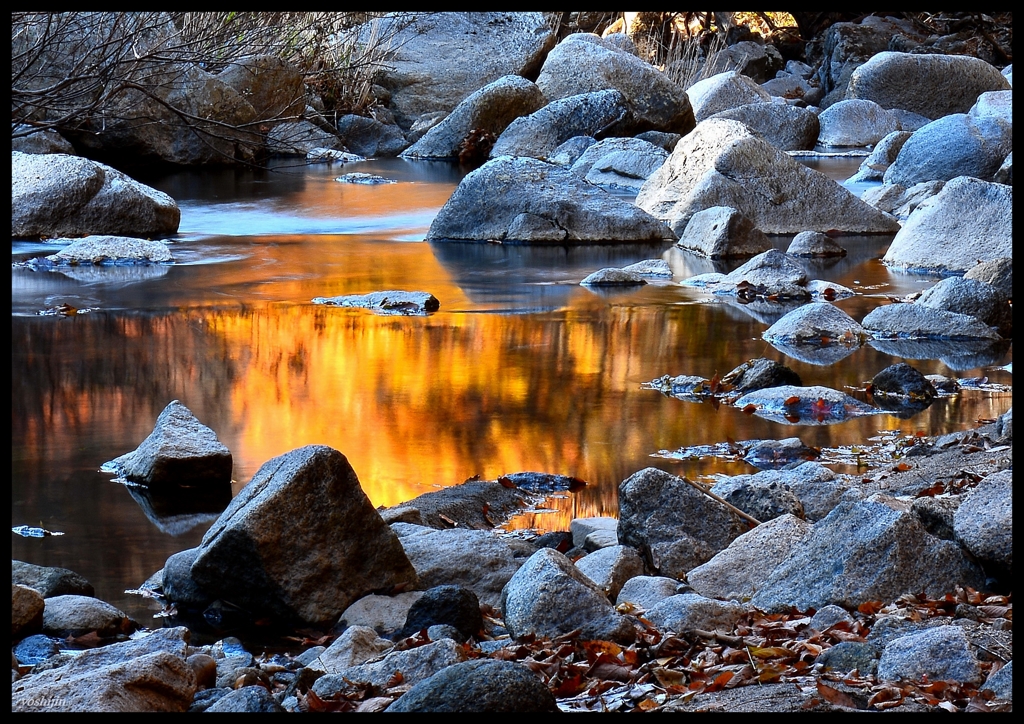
635, 119, 901, 235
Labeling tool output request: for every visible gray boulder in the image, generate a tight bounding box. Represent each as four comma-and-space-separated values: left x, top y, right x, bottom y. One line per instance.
969, 89, 1012, 125
309, 624, 395, 674
569, 137, 668, 193
103, 400, 231, 488
847, 51, 1011, 119
786, 231, 847, 257
686, 71, 772, 123
870, 362, 936, 401
267, 118, 347, 157
12, 646, 195, 712
861, 303, 1002, 341
425, 156, 675, 244
704, 41, 784, 84
386, 659, 557, 712
709, 475, 805, 524
205, 686, 285, 713
489, 89, 631, 160
635, 119, 901, 235
536, 33, 695, 135
687, 249, 810, 301
41, 594, 137, 638
762, 302, 866, 346
391, 524, 524, 609
877, 626, 984, 686
33, 236, 173, 266
580, 268, 647, 286
12, 561, 94, 598
675, 205, 770, 258
401, 75, 546, 160
398, 584, 483, 641
953, 469, 1012, 574
12, 152, 180, 239
11, 126, 76, 155
189, 445, 418, 628
312, 638, 466, 696
615, 576, 687, 611
847, 130, 913, 182
708, 102, 820, 151
816, 98, 899, 147
643, 592, 747, 634
883, 113, 1013, 187
916, 275, 1011, 336
354, 13, 554, 131
720, 357, 801, 394
574, 544, 645, 600
500, 547, 637, 643
336, 592, 422, 640
963, 257, 1012, 300
749, 495, 987, 612
617, 467, 749, 579
881, 177, 1012, 274
335, 114, 409, 158
983, 660, 1012, 701
216, 54, 305, 123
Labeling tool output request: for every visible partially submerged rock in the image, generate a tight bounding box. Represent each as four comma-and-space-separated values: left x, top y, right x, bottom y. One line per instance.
312, 290, 440, 315
861, 303, 1002, 341
881, 176, 1012, 275
635, 119, 901, 235
26, 236, 173, 266
102, 400, 232, 488
425, 156, 675, 244
733, 384, 880, 425
674, 205, 770, 258
13, 151, 180, 239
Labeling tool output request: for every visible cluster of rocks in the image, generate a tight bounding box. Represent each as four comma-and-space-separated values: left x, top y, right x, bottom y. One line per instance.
12, 397, 1012, 711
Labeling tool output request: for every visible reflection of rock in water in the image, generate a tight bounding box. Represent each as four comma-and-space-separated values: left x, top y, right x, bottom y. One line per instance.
718, 297, 805, 326
767, 338, 861, 366
429, 240, 673, 307
867, 338, 1011, 371
126, 482, 231, 536
56, 264, 171, 285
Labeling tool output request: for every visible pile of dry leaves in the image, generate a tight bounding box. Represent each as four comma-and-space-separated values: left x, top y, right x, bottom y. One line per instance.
286, 586, 1010, 713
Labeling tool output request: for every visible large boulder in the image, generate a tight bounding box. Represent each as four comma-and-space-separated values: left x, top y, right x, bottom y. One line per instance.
215, 54, 306, 123
881, 177, 1012, 274
489, 89, 632, 159
12, 152, 180, 239
847, 51, 1011, 119
749, 495, 987, 612
953, 469, 1012, 576
816, 98, 900, 147
186, 445, 418, 627
425, 155, 676, 244
916, 276, 1012, 336
707, 102, 820, 151
617, 467, 749, 578
635, 119, 901, 235
687, 514, 812, 601
401, 75, 546, 160
70, 64, 262, 166
535, 33, 695, 135
102, 400, 232, 487
883, 113, 1013, 187
815, 18, 913, 107
685, 71, 772, 123
12, 561, 94, 598
353, 13, 554, 131
41, 595, 137, 638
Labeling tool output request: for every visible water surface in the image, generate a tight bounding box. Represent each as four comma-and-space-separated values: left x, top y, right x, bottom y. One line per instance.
11, 156, 1011, 623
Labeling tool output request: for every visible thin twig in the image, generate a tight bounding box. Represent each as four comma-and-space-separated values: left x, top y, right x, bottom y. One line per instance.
678, 476, 763, 526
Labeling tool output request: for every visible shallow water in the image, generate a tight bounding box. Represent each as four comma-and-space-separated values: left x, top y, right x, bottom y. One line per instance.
11, 155, 1012, 624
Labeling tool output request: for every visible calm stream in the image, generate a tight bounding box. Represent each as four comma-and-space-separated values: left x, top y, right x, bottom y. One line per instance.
11, 155, 1012, 624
